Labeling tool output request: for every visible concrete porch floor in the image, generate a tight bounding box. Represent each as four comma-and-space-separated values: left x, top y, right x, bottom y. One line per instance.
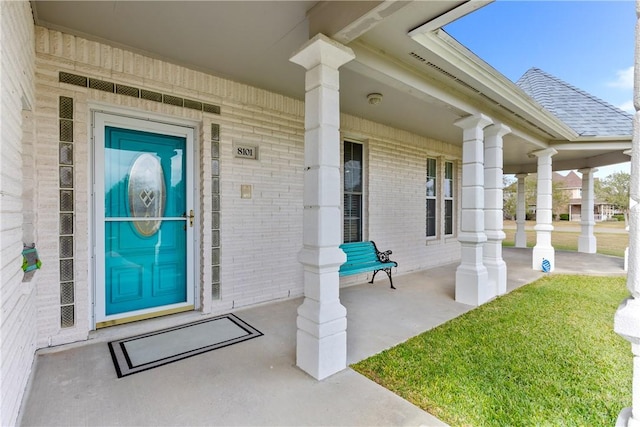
18, 248, 626, 426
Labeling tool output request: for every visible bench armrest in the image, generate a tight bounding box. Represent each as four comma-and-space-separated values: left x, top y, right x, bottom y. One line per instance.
376, 249, 392, 263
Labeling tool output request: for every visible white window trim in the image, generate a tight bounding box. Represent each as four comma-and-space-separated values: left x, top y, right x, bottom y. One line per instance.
444, 160, 455, 237
342, 139, 367, 243
426, 157, 438, 240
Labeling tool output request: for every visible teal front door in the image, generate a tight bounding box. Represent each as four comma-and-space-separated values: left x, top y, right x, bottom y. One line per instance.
94, 113, 195, 327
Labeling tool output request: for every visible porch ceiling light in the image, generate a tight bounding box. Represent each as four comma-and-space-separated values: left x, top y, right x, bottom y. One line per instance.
367, 93, 383, 105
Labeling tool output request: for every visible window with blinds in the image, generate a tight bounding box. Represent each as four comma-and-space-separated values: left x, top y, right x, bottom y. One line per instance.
426, 158, 437, 237
444, 161, 454, 236
344, 142, 363, 243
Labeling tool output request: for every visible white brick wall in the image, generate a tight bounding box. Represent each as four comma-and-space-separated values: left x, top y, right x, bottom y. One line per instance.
340, 116, 462, 286
216, 99, 305, 309
0, 2, 36, 426
30, 27, 463, 349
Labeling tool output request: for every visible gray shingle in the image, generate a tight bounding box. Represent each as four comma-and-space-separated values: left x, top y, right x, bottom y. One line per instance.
516, 68, 632, 137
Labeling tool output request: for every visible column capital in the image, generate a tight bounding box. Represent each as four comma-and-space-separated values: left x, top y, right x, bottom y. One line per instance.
290, 33, 355, 71
484, 122, 512, 139
530, 147, 558, 159
578, 167, 598, 175
515, 173, 528, 179
624, 149, 633, 157
454, 113, 493, 131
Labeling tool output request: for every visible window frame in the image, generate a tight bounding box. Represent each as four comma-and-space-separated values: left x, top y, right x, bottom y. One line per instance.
426, 157, 437, 239
343, 140, 364, 243
444, 160, 454, 237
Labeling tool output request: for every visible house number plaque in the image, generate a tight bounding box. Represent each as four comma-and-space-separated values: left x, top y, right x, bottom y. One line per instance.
233, 142, 258, 160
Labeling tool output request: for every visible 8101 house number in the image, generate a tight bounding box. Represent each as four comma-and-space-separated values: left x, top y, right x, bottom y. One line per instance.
233, 143, 258, 160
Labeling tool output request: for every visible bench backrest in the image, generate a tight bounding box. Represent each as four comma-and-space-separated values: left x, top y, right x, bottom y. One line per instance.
339, 241, 378, 265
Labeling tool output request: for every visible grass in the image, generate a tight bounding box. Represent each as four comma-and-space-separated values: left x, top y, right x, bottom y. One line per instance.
352, 275, 631, 426
503, 220, 628, 257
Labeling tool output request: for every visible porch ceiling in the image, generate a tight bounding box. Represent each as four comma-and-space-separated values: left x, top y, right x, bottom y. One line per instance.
31, 0, 631, 173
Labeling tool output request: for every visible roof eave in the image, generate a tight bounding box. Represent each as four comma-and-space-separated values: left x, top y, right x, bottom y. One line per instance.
408, 0, 494, 34
571, 135, 633, 143
409, 28, 579, 140
550, 137, 632, 151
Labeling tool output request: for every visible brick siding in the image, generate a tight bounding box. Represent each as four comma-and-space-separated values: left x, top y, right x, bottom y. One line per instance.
0, 2, 37, 426
29, 26, 462, 347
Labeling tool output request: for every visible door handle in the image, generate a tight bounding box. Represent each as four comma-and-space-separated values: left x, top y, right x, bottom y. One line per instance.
188, 209, 194, 227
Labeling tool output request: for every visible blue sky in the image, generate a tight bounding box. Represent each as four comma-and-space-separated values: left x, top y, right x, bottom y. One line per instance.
445, 0, 634, 178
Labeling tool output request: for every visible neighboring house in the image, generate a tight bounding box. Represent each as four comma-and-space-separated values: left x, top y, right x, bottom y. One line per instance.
0, 2, 634, 425
553, 171, 616, 221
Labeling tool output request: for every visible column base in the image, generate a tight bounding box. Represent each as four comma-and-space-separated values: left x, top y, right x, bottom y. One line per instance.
615, 298, 640, 427
616, 407, 640, 427
296, 328, 346, 380
485, 259, 507, 296
514, 230, 527, 248
455, 264, 493, 306
614, 297, 640, 343
296, 298, 347, 380
578, 235, 597, 254
532, 246, 555, 272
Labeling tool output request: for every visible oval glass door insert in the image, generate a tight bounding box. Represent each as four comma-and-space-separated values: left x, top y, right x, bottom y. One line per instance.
128, 153, 166, 236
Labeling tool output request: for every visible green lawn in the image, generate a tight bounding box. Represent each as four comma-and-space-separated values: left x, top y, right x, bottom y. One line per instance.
503, 221, 628, 257
352, 275, 631, 426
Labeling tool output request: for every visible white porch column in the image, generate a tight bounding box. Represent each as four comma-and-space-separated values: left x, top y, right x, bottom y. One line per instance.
484, 123, 511, 296
626, 149, 635, 271
515, 173, 528, 248
531, 148, 557, 271
616, 123, 640, 427
289, 34, 355, 380
578, 167, 597, 253
615, 4, 640, 419
454, 114, 493, 306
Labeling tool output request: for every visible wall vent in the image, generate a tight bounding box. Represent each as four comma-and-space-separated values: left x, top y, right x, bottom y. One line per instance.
58, 71, 220, 115
203, 103, 221, 115
59, 72, 87, 87
424, 61, 458, 81
115, 84, 140, 97
163, 94, 184, 107
479, 92, 500, 105
88, 78, 115, 93
140, 89, 163, 102
408, 55, 557, 138
184, 99, 203, 111
409, 51, 426, 62
453, 78, 481, 94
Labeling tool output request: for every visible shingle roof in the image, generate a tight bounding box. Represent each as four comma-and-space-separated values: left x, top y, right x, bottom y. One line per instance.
516, 67, 632, 137
553, 171, 582, 188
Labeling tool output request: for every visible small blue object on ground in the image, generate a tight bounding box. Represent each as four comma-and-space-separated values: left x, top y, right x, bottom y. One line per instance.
542, 258, 551, 273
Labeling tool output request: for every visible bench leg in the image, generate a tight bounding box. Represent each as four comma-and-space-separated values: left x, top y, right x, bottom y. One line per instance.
370, 268, 396, 290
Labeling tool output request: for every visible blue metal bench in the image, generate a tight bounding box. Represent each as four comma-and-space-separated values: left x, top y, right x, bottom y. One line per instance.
339, 241, 398, 289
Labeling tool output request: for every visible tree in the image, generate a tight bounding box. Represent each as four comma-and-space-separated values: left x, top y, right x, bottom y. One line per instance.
552, 180, 570, 221
503, 174, 570, 221
503, 175, 537, 220
595, 171, 630, 220
503, 176, 517, 219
